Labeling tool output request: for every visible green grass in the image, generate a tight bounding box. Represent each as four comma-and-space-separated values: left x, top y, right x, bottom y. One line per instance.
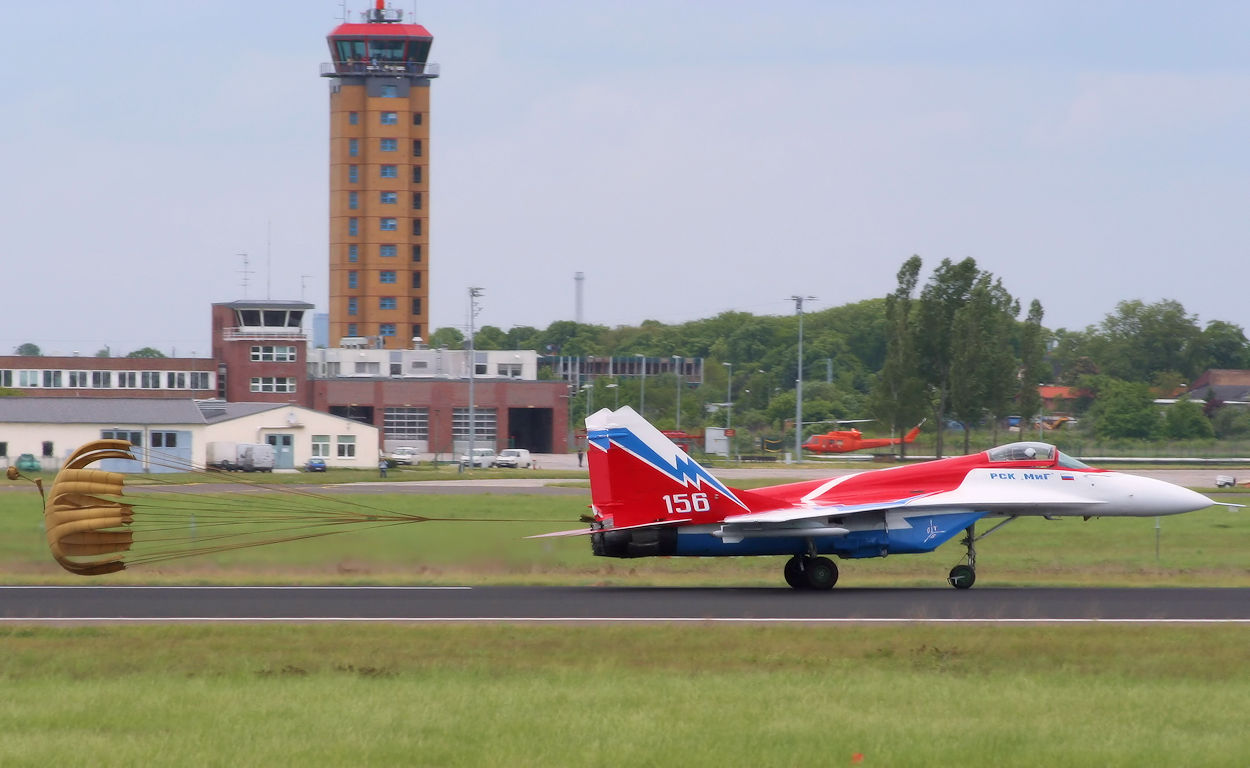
0, 624, 1247, 767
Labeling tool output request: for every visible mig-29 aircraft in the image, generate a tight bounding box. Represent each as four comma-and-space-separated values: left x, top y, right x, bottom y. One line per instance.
536, 406, 1216, 589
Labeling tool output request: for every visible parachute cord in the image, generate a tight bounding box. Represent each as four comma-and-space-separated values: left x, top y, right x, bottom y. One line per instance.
6, 466, 44, 503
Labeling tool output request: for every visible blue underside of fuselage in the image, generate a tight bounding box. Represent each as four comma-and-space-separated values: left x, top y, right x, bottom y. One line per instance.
672, 511, 987, 559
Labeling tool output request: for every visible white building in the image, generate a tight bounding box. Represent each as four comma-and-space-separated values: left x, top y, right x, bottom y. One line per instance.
0, 398, 379, 473
308, 343, 538, 381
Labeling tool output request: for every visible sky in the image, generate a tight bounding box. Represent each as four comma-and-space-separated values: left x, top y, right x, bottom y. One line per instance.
4, 1, 1250, 357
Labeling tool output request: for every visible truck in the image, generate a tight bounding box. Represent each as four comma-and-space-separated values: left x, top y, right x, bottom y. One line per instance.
206, 441, 275, 472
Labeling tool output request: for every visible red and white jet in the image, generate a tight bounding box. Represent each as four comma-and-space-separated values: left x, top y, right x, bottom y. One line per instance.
537, 406, 1216, 589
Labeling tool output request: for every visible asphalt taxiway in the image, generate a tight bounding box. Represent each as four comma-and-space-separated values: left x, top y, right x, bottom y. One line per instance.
2, 586, 1248, 623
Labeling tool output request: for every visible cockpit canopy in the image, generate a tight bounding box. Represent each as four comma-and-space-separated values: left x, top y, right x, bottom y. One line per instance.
986, 442, 1090, 469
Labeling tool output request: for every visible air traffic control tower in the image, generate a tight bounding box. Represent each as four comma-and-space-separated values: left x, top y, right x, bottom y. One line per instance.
322, 2, 437, 349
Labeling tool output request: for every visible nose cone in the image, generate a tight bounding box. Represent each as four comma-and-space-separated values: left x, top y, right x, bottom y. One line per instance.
1133, 476, 1214, 516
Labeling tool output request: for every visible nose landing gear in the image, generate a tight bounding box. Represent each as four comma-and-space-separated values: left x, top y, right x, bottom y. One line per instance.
947, 516, 1019, 589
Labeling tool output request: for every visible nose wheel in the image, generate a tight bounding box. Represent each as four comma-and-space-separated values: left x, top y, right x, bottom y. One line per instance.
948, 563, 975, 589
784, 555, 838, 590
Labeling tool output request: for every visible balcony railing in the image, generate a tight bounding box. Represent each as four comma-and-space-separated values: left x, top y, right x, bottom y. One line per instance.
221, 327, 307, 341
320, 61, 440, 78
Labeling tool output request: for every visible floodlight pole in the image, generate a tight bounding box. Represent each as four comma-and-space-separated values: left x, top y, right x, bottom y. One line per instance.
467, 286, 482, 470
672, 355, 683, 430
636, 353, 646, 417
792, 295, 815, 462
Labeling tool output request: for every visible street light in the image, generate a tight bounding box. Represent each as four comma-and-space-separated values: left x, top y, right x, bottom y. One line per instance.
672, 355, 683, 430
467, 286, 483, 470
635, 353, 646, 417
722, 361, 732, 430
792, 295, 815, 462
606, 382, 619, 409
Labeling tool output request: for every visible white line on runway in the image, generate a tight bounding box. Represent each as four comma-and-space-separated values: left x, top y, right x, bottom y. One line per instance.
2, 617, 1248, 624
0, 585, 471, 590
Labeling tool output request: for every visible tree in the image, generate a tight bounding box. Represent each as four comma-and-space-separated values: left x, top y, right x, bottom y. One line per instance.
869, 256, 927, 457
914, 257, 980, 457
1096, 299, 1204, 381
94, 348, 111, 358
429, 327, 465, 349
1017, 300, 1046, 425
1200, 320, 1250, 371
126, 347, 166, 359
948, 274, 1019, 453
1089, 380, 1160, 440
473, 325, 508, 350
1163, 399, 1214, 440
15, 343, 40, 356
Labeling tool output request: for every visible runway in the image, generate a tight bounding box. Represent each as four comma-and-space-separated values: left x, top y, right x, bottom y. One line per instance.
3, 586, 1249, 623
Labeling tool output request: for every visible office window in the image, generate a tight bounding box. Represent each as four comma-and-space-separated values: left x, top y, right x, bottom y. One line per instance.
380, 270, 397, 284
380, 191, 397, 204
347, 244, 358, 262
43, 370, 62, 388
411, 166, 422, 184
91, 371, 111, 388
140, 371, 161, 388
151, 431, 178, 449
348, 111, 358, 125
347, 297, 358, 315
0, 370, 9, 387
379, 297, 397, 310
190, 371, 210, 389
348, 191, 358, 210
348, 217, 358, 236
19, 370, 38, 387
411, 244, 422, 262
42, 441, 54, 458
412, 112, 423, 126
379, 244, 397, 258
251, 345, 296, 362
411, 297, 422, 315
410, 271, 422, 289
412, 139, 422, 157
380, 164, 397, 178
380, 217, 397, 231
250, 377, 296, 393
117, 371, 136, 388
379, 323, 396, 337
311, 435, 330, 458
380, 84, 398, 97
68, 371, 89, 387
380, 138, 398, 152
166, 372, 186, 389
347, 323, 358, 336
411, 218, 422, 236
411, 192, 422, 210
348, 271, 358, 289
380, 111, 398, 125
348, 165, 358, 183
348, 138, 358, 156
336, 435, 357, 458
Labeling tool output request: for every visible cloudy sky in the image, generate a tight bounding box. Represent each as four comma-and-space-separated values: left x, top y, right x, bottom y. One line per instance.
4, 1, 1249, 356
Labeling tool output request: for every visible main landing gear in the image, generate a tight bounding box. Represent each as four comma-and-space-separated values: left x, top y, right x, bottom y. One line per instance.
784, 554, 838, 590
947, 516, 1020, 589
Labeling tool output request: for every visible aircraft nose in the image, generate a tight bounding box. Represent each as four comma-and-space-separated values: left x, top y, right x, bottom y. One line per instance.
1137, 477, 1214, 515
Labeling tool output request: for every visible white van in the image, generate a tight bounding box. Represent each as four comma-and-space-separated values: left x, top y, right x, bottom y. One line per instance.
459, 447, 497, 468
494, 448, 532, 469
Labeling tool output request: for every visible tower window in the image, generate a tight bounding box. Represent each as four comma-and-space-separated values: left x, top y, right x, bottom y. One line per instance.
411, 192, 422, 210
380, 323, 397, 337
411, 166, 422, 184
348, 217, 358, 236
347, 244, 358, 262
411, 219, 422, 236
412, 140, 423, 157
380, 244, 397, 258
380, 271, 397, 284
380, 111, 398, 125
411, 298, 422, 315
380, 84, 398, 97
348, 297, 358, 315
411, 271, 422, 289
348, 323, 358, 336
379, 297, 397, 310
380, 217, 397, 231
348, 138, 358, 157
380, 138, 397, 152
381, 164, 398, 178
412, 112, 423, 126
380, 191, 397, 205
348, 271, 358, 289
412, 323, 422, 338
348, 111, 359, 125
411, 245, 422, 262
348, 191, 358, 210
348, 165, 358, 183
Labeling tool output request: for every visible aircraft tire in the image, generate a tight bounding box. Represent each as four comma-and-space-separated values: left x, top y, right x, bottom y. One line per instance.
783, 556, 807, 589
948, 564, 976, 590
804, 557, 838, 590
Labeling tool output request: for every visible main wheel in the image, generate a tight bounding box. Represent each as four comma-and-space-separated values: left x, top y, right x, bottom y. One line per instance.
804, 556, 838, 590
783, 555, 807, 589
948, 564, 976, 589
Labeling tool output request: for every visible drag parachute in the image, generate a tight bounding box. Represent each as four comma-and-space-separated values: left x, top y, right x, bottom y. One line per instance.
35, 439, 436, 576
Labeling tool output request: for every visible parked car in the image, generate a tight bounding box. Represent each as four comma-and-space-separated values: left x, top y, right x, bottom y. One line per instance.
304, 457, 327, 472
390, 446, 419, 466
494, 448, 533, 469
1216, 475, 1237, 488
459, 447, 497, 468
15, 454, 41, 472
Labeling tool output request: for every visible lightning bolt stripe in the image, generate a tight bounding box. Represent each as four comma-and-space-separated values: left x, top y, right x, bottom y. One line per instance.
590, 425, 750, 511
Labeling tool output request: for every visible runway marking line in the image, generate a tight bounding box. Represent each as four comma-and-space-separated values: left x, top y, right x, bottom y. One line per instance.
2, 618, 1248, 624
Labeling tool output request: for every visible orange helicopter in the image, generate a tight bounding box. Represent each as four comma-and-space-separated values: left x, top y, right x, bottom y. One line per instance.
802, 420, 925, 454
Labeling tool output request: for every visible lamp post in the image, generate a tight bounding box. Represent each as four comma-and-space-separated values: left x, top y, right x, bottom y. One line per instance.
672, 355, 683, 430
635, 353, 646, 417
722, 361, 732, 430
606, 382, 619, 409
467, 286, 483, 470
792, 295, 815, 462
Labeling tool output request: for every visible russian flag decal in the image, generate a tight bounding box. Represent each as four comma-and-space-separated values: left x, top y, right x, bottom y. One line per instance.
1060, 474, 1074, 481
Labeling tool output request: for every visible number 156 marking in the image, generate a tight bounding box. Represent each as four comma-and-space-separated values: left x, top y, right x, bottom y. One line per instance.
663, 492, 710, 515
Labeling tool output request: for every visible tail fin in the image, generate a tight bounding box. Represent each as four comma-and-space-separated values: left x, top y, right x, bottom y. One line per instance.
586, 406, 755, 529
902, 419, 926, 443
